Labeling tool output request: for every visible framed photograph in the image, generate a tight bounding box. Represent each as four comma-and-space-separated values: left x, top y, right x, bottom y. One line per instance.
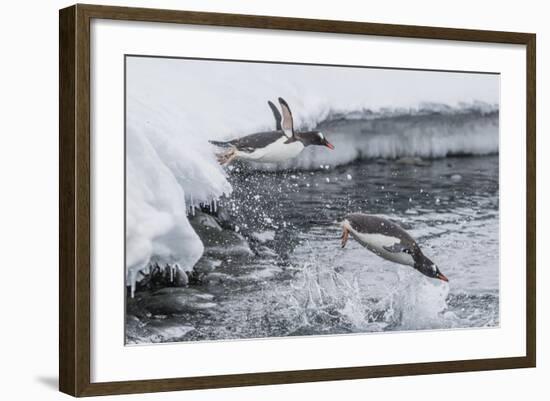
59, 4, 536, 397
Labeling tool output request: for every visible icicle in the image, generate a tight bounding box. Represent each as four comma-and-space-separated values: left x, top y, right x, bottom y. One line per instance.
188, 194, 195, 216
213, 198, 217, 213
129, 269, 137, 299
169, 263, 174, 282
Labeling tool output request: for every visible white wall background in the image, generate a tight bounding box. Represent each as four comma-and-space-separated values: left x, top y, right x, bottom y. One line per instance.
0, 0, 545, 400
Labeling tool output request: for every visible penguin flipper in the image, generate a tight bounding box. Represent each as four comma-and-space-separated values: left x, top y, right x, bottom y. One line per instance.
278, 97, 295, 138
268, 100, 282, 131
383, 243, 412, 254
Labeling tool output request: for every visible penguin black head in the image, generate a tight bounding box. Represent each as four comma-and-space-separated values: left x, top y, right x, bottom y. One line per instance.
415, 255, 448, 282
297, 131, 335, 149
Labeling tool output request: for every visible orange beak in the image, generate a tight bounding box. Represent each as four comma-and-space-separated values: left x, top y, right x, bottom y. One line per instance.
325, 141, 335, 150
436, 272, 449, 282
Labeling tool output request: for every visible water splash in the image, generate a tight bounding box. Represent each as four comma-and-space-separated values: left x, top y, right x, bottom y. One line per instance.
383, 273, 454, 330
287, 246, 457, 333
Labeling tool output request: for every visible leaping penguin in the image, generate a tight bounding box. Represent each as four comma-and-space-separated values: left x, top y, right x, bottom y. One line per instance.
209, 97, 334, 165
341, 213, 449, 282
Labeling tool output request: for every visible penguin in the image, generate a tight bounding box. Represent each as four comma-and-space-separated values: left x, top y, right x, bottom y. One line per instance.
209, 97, 334, 165
341, 213, 448, 282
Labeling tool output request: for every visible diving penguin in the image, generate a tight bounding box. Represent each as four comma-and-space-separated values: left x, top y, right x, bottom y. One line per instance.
209, 97, 334, 165
341, 213, 449, 282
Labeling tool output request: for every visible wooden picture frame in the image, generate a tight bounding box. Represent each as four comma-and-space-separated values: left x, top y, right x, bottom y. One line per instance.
59, 3, 536, 397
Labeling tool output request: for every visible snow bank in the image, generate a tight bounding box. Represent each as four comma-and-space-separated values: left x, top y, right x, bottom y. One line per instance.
270, 105, 499, 170
125, 63, 234, 282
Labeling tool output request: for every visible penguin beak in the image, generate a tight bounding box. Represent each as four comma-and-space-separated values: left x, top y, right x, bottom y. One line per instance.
325, 141, 335, 150
436, 272, 449, 282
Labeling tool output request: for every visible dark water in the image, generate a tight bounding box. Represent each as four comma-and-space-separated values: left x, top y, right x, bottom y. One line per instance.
126, 155, 499, 344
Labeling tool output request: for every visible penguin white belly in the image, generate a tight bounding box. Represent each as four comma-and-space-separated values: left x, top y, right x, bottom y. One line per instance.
348, 228, 414, 266
237, 137, 304, 163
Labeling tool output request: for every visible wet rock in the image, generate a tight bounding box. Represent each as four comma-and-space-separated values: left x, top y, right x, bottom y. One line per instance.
134, 262, 190, 292
214, 205, 234, 229
140, 287, 217, 315
125, 314, 142, 334
126, 294, 150, 318
207, 242, 253, 258
172, 264, 189, 286
203, 231, 253, 258
257, 245, 278, 258
191, 211, 222, 231
189, 257, 222, 284
202, 272, 238, 285
193, 257, 222, 274
151, 287, 212, 298
143, 298, 216, 315
190, 210, 253, 258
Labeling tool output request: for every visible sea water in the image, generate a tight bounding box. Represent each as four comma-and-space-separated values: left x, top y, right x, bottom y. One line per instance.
127, 155, 499, 343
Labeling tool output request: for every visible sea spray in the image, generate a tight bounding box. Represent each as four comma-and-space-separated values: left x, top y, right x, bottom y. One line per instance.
382, 271, 452, 330
287, 241, 458, 333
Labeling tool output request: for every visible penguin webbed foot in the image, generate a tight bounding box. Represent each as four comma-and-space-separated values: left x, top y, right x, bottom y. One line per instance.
216, 147, 237, 165
341, 226, 349, 248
